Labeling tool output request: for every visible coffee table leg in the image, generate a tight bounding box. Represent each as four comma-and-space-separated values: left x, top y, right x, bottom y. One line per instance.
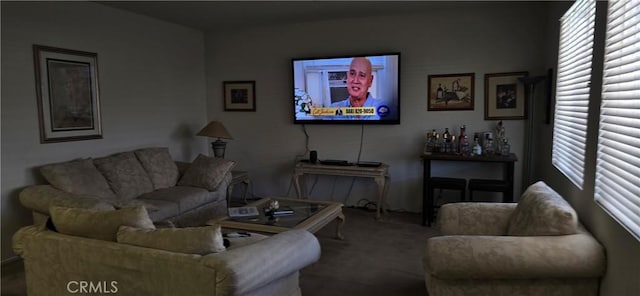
336, 212, 345, 240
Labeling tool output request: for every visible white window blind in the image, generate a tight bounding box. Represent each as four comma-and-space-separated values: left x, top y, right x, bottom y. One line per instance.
595, 0, 640, 240
552, 0, 596, 190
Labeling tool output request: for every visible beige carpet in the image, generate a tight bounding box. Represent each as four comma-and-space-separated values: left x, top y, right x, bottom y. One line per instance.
1, 207, 438, 296
300, 207, 439, 296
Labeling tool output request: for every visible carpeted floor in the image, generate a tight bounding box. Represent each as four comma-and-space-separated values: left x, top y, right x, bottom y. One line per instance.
1, 207, 439, 296
300, 207, 439, 296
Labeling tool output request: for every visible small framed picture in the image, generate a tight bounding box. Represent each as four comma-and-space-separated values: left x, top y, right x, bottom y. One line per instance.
484, 72, 529, 120
33, 45, 103, 143
223, 81, 256, 111
427, 73, 474, 111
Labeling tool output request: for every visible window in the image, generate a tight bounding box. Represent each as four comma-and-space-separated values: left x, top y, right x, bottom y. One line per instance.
595, 0, 640, 240
552, 0, 596, 190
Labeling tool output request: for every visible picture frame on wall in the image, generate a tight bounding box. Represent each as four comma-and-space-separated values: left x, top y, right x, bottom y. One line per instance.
427, 73, 474, 111
223, 81, 256, 111
484, 71, 529, 120
33, 45, 102, 143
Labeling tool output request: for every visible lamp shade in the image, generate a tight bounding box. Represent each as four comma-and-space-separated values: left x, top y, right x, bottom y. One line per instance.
197, 121, 233, 139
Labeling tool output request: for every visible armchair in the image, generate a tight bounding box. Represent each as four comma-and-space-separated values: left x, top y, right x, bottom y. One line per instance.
423, 181, 606, 296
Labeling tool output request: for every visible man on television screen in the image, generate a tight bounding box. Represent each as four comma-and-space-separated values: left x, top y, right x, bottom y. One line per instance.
330, 57, 382, 120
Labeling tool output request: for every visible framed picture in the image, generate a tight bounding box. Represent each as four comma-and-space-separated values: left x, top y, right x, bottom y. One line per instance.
427, 73, 474, 111
33, 45, 102, 143
223, 81, 256, 111
484, 71, 529, 120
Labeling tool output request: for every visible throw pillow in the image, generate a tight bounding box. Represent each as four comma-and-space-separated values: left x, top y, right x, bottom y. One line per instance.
50, 206, 155, 241
94, 152, 154, 199
134, 148, 179, 190
117, 224, 226, 255
177, 154, 235, 191
40, 158, 116, 199
507, 181, 578, 236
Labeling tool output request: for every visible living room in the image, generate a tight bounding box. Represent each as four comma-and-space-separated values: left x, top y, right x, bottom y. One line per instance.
2, 1, 638, 295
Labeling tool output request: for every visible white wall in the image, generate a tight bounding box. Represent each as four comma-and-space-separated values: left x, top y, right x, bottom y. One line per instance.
204, 2, 549, 211
1, 2, 209, 260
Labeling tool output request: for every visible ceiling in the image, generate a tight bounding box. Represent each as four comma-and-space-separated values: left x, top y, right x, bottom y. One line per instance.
98, 1, 444, 31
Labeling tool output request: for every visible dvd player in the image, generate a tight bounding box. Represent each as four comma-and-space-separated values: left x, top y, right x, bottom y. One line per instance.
356, 161, 382, 167
319, 159, 352, 166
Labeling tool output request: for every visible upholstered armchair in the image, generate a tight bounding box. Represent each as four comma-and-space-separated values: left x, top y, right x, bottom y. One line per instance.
423, 181, 606, 296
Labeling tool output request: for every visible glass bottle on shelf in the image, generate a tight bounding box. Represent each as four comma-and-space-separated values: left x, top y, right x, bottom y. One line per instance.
501, 138, 511, 156
442, 128, 450, 153
461, 135, 471, 156
458, 125, 466, 154
484, 134, 494, 155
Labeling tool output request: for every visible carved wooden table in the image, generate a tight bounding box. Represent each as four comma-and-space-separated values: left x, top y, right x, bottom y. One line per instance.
293, 162, 389, 219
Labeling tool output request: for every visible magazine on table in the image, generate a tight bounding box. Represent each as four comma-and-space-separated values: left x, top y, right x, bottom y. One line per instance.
228, 206, 259, 218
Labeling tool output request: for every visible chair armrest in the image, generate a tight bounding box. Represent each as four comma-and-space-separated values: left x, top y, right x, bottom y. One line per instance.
424, 233, 606, 280
438, 202, 516, 235
201, 229, 321, 295
19, 185, 115, 216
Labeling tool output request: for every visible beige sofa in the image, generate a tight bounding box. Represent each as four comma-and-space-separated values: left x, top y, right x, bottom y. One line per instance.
423, 181, 606, 296
19, 147, 234, 227
13, 224, 320, 296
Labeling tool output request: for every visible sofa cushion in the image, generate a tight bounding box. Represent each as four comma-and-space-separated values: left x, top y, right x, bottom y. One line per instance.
50, 206, 155, 241
139, 186, 220, 213
94, 152, 154, 199
40, 158, 116, 199
134, 147, 179, 190
117, 224, 225, 255
507, 181, 578, 236
133, 199, 180, 222
177, 154, 235, 191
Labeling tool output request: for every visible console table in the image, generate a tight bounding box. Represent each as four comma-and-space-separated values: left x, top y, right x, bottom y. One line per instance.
421, 153, 518, 226
293, 162, 389, 219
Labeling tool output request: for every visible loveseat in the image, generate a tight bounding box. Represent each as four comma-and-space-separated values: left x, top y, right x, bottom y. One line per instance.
19, 147, 234, 227
13, 206, 321, 296
423, 181, 606, 296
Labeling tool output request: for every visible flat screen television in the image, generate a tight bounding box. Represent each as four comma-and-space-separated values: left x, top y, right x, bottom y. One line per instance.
292, 53, 400, 124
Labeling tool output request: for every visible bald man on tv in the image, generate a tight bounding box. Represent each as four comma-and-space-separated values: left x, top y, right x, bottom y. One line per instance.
331, 57, 382, 119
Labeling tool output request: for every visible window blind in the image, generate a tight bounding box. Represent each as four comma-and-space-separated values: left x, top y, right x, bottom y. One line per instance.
552, 0, 596, 190
595, 0, 640, 240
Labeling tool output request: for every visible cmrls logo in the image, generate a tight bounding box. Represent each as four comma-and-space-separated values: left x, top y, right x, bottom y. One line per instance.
67, 281, 118, 294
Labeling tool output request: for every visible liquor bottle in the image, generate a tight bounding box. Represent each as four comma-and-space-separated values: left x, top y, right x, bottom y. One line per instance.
442, 128, 450, 152
501, 138, 511, 156
458, 125, 466, 154
436, 84, 444, 100
461, 135, 471, 156
484, 134, 494, 155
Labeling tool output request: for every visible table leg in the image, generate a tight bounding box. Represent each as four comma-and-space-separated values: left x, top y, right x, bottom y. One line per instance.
505, 161, 515, 202
423, 159, 432, 226
336, 212, 346, 240
293, 171, 303, 199
374, 175, 387, 220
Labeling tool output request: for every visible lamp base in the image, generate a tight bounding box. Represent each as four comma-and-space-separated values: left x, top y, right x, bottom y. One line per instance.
211, 139, 227, 158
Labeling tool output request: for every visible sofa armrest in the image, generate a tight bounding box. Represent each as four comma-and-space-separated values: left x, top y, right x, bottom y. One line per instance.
424, 232, 606, 280
438, 202, 517, 235
19, 185, 115, 216
201, 229, 321, 295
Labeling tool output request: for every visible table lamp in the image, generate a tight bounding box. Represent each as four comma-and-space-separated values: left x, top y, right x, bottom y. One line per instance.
197, 121, 233, 158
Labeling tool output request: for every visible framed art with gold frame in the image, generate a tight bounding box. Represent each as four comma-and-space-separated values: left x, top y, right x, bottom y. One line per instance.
427, 73, 474, 111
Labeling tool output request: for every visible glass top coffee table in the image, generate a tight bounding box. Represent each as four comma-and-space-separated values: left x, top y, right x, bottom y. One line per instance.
209, 197, 345, 239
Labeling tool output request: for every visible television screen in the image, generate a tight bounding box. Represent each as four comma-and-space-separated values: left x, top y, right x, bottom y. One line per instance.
292, 53, 400, 124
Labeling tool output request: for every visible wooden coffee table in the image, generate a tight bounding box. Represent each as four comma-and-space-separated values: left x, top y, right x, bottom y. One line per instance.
209, 197, 345, 239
